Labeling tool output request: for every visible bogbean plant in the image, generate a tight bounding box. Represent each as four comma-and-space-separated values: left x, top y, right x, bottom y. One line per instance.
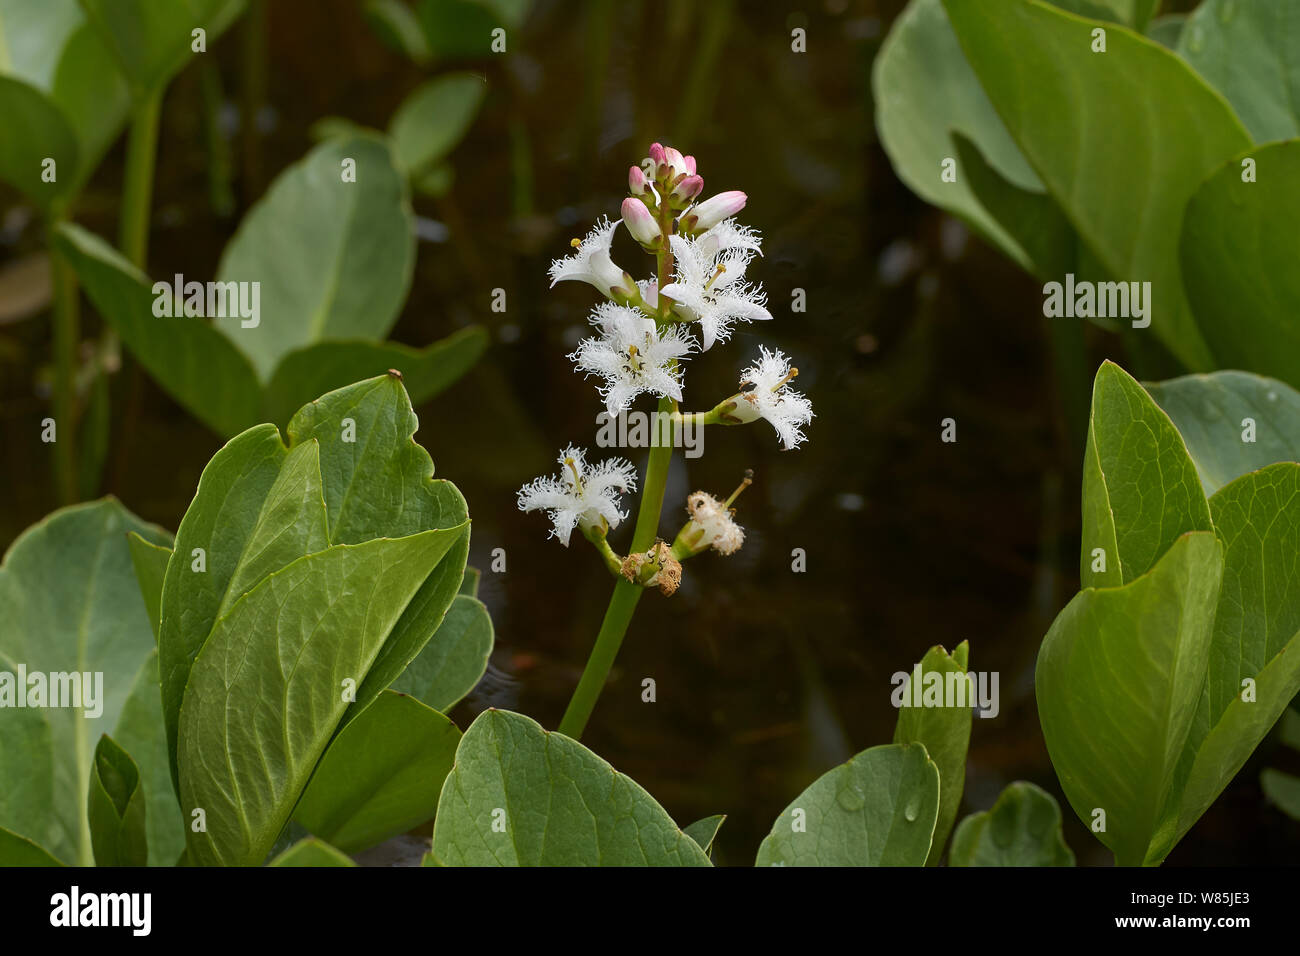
515, 142, 814, 738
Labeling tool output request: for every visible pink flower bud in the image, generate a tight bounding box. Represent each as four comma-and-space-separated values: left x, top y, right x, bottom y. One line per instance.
628, 165, 649, 196
621, 197, 661, 246
670, 174, 704, 203
683, 155, 697, 175
688, 190, 747, 231
647, 142, 666, 165
663, 147, 686, 177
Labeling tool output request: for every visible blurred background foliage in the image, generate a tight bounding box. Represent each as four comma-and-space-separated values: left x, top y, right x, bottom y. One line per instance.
0, 0, 1293, 864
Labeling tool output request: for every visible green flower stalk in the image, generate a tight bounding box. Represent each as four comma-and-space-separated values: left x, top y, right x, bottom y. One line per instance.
518, 142, 814, 739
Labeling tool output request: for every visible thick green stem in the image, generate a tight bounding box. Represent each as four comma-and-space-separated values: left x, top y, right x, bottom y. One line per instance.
120, 90, 162, 269
48, 219, 79, 505
558, 193, 680, 738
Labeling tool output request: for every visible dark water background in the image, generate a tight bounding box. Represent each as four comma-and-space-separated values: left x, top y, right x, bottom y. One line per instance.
1, 0, 1294, 865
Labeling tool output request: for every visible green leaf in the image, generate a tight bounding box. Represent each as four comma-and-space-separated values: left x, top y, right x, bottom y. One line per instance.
364, 0, 432, 64
1048, 0, 1157, 31
1261, 769, 1300, 820
1180, 141, 1300, 392
682, 814, 725, 857
294, 690, 460, 853
1036, 531, 1223, 866
0, 499, 172, 866
417, 0, 502, 60
942, 0, 1252, 371
892, 641, 971, 865
1148, 464, 1300, 861
430, 710, 711, 866
0, 75, 79, 210
1176, 0, 1300, 142
458, 566, 480, 597
267, 837, 356, 867
261, 326, 488, 428
87, 734, 148, 867
53, 223, 264, 438
1145, 371, 1300, 496
157, 423, 291, 790
125, 532, 170, 641
178, 530, 462, 866
949, 781, 1074, 866
389, 594, 492, 712
0, 0, 130, 202
0, 826, 64, 866
388, 72, 485, 178
214, 136, 415, 380
1081, 361, 1213, 588
873, 0, 1045, 273
78, 0, 245, 97
285, 374, 471, 723
112, 650, 184, 866
755, 743, 940, 867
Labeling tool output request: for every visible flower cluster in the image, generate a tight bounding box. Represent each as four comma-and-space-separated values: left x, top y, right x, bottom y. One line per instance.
519, 143, 814, 577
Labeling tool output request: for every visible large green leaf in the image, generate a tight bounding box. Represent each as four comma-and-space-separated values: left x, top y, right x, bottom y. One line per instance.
0, 75, 78, 210
285, 374, 471, 724
261, 326, 489, 427
54, 223, 264, 438
1036, 531, 1223, 866
942, 0, 1252, 371
1148, 464, 1300, 862
267, 837, 355, 867
1081, 361, 1213, 588
388, 72, 485, 178
1049, 0, 1157, 31
1177, 0, 1300, 143
755, 743, 940, 867
87, 733, 148, 867
949, 781, 1074, 866
1145, 371, 1300, 496
0, 826, 64, 866
0, 499, 172, 866
0, 0, 130, 201
214, 136, 416, 379
294, 690, 460, 853
178, 530, 461, 866
892, 642, 971, 865
873, 0, 1044, 272
1180, 141, 1300, 392
429, 710, 711, 866
78, 0, 245, 97
55, 223, 485, 438
682, 815, 725, 857
388, 593, 492, 713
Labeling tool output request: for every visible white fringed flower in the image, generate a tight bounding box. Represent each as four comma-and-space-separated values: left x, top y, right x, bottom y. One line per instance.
698, 218, 762, 256
517, 446, 637, 546
569, 303, 695, 415
733, 347, 813, 450
660, 234, 772, 350
548, 217, 632, 298
685, 491, 745, 555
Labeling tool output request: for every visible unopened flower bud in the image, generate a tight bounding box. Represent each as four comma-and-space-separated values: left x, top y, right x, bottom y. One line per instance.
621, 197, 661, 247
628, 165, 650, 197
669, 174, 704, 205
663, 146, 686, 178
683, 190, 747, 232
683, 155, 697, 175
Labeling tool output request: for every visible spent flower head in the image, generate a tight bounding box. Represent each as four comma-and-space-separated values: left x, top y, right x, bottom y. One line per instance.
517, 446, 637, 546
